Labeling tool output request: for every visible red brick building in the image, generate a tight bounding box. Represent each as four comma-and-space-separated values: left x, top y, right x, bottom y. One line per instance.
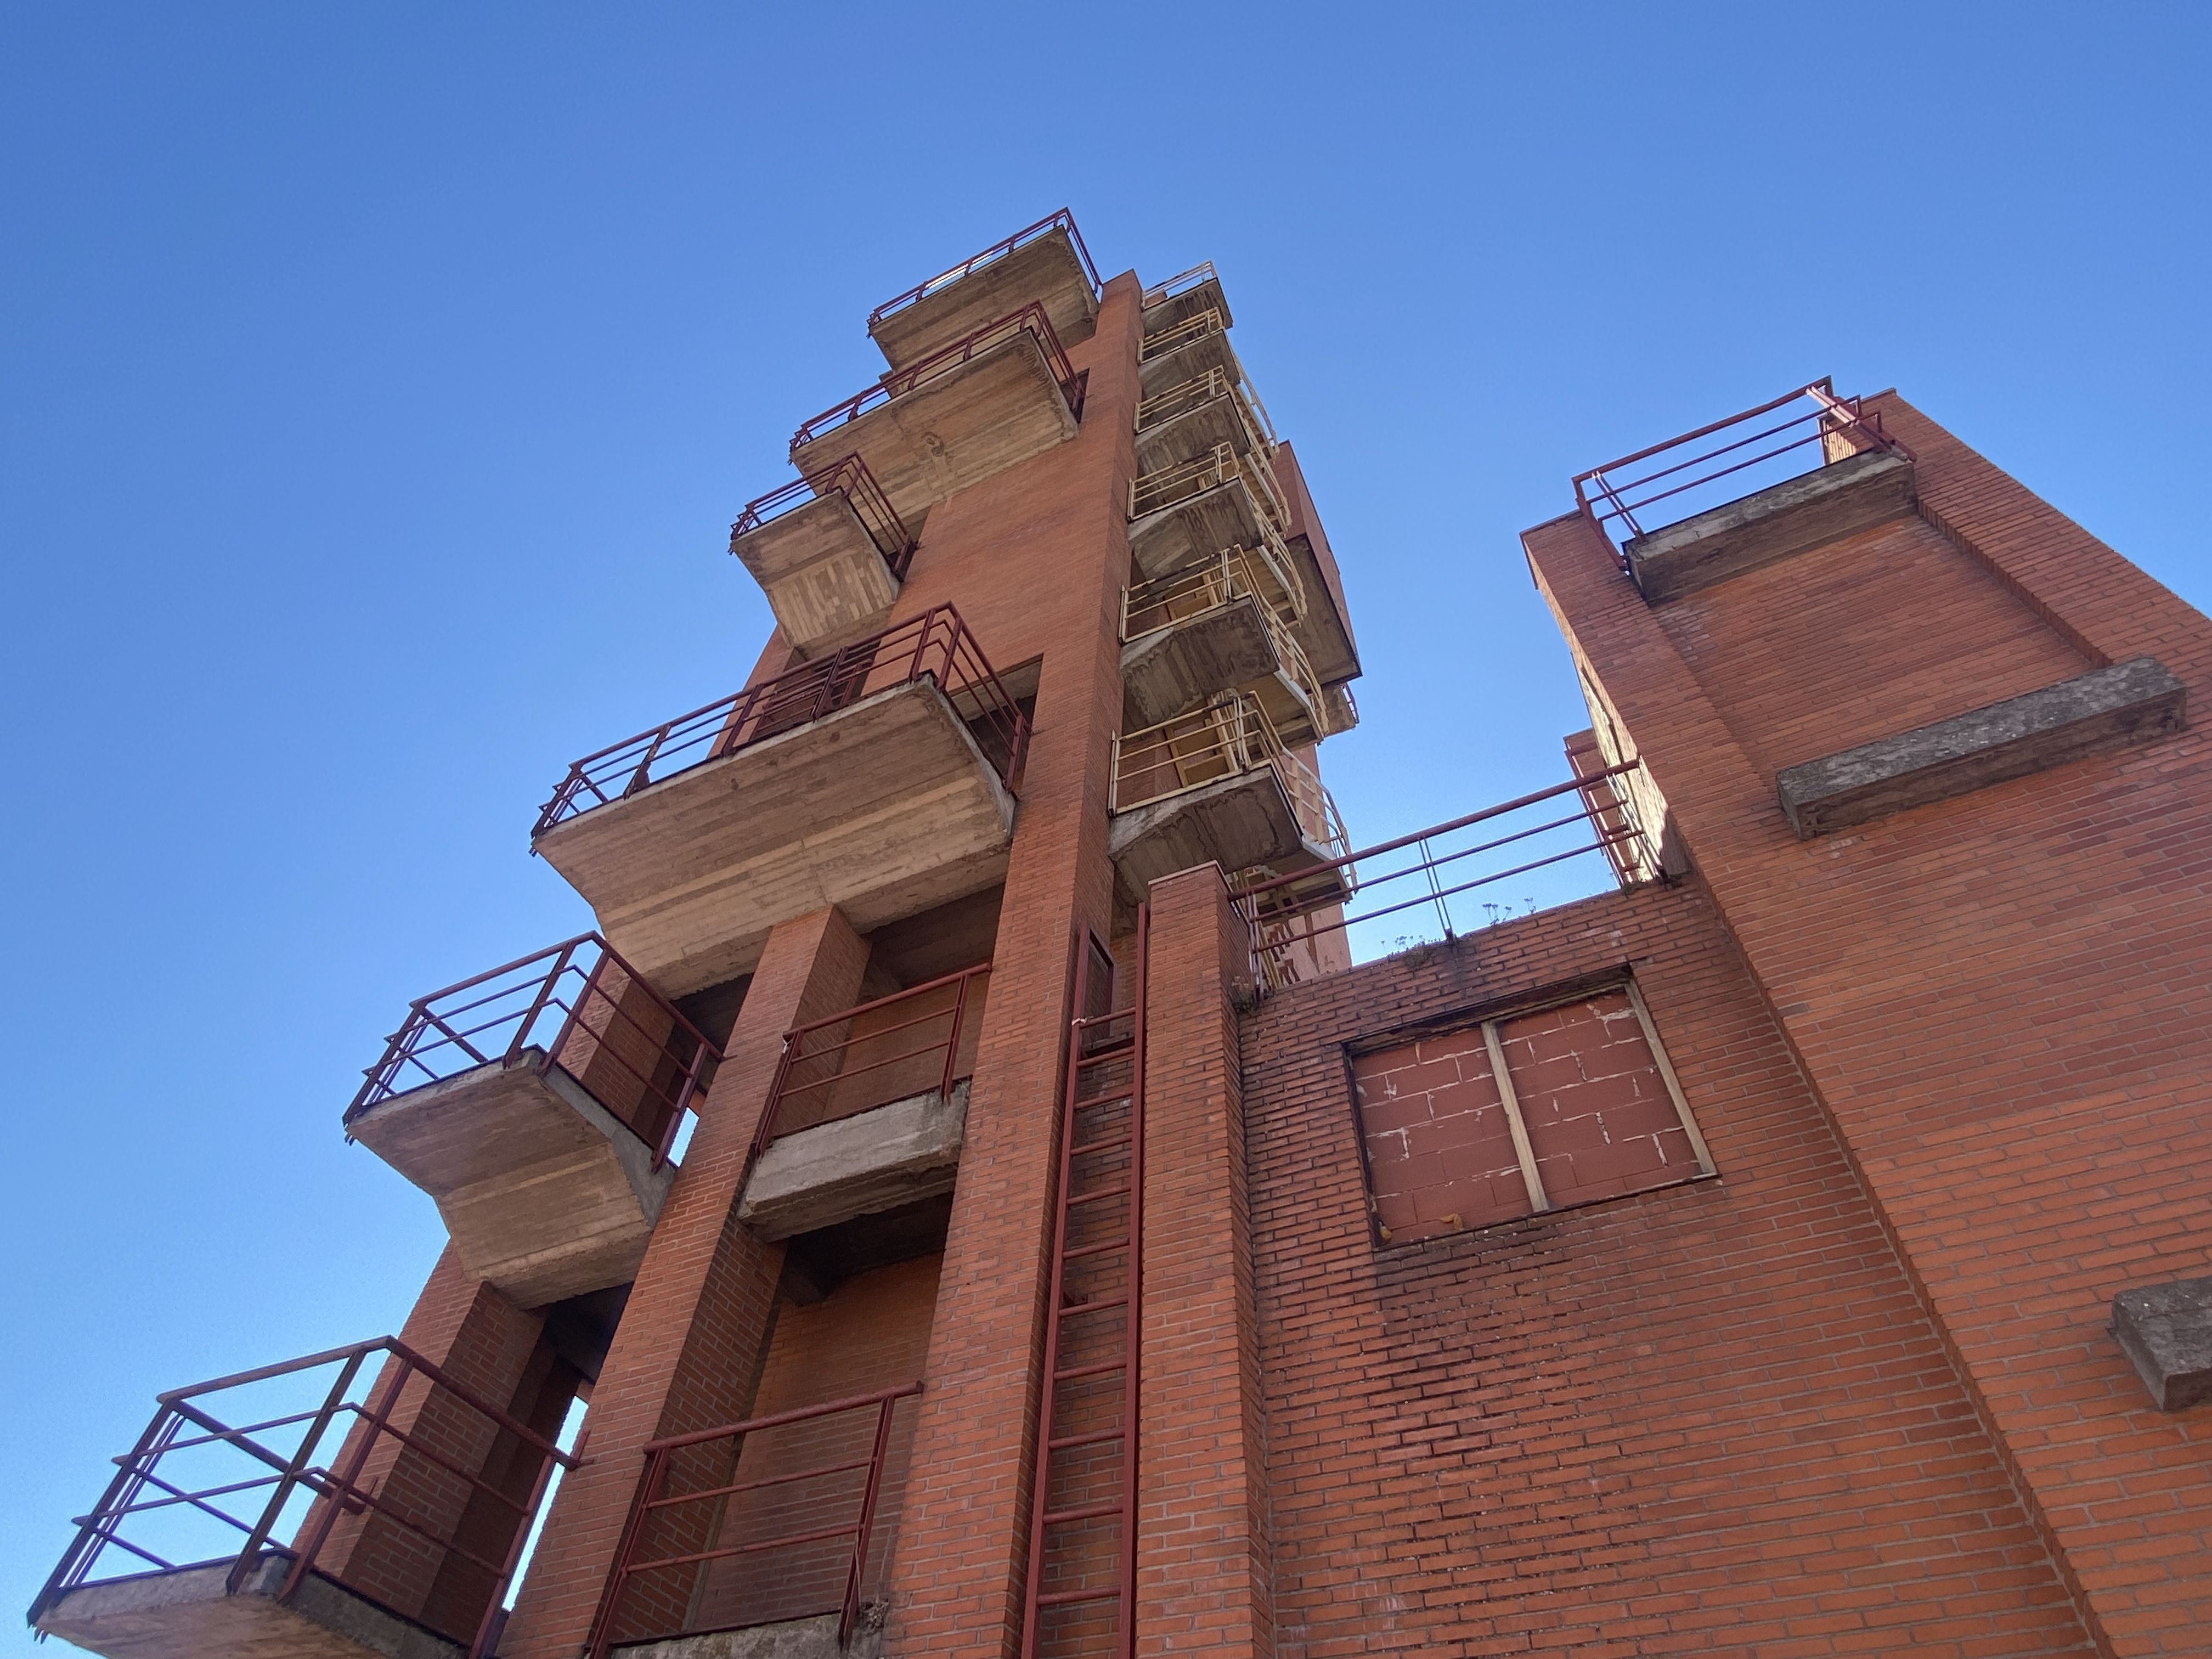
32, 214, 2212, 1659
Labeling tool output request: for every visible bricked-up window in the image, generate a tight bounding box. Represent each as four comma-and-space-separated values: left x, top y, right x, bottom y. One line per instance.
1352, 983, 1715, 1245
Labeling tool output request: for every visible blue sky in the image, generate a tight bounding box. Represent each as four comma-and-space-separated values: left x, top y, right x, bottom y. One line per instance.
4, 2, 2208, 1637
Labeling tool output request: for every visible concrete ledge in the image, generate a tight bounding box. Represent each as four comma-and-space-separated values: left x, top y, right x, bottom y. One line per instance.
1624, 449, 1917, 603
738, 1084, 967, 1240
616, 1604, 884, 1659
2113, 1276, 2212, 1412
1775, 657, 2186, 838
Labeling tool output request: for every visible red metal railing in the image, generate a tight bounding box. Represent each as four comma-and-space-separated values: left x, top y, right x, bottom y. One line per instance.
30, 1339, 582, 1659
730, 453, 917, 581
866, 208, 1100, 329
1018, 917, 1147, 1657
751, 963, 992, 1165
585, 1383, 923, 1656
1572, 379, 1913, 571
792, 303, 1086, 448
346, 934, 718, 1167
535, 604, 1029, 833
1233, 762, 1660, 991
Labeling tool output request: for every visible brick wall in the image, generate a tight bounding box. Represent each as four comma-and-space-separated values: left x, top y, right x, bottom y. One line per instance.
1526, 393, 2212, 1655
1239, 879, 2093, 1657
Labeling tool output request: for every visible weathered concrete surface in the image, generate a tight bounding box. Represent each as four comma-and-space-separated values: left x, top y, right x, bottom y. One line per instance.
868, 224, 1097, 371
1775, 656, 2186, 838
738, 1083, 968, 1240
346, 1050, 674, 1308
1140, 272, 1232, 336
729, 492, 900, 659
1126, 475, 1269, 580
1121, 600, 1288, 729
1108, 767, 1310, 899
34, 1554, 462, 1659
2112, 1276, 2212, 1412
1624, 449, 1917, 603
614, 1604, 883, 1659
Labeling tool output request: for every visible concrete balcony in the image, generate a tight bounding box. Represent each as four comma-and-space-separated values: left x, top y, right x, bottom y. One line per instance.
1141, 261, 1232, 338
738, 965, 989, 1240
1126, 443, 1291, 580
789, 306, 1087, 524
867, 210, 1100, 373
1108, 692, 1351, 900
1132, 364, 1276, 475
1137, 304, 1235, 397
533, 607, 1028, 997
729, 455, 916, 658
1121, 552, 1328, 745
344, 934, 716, 1308
31, 1338, 577, 1659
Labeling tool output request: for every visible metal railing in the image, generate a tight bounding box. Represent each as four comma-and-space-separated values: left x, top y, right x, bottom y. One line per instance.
793, 304, 1086, 448
535, 605, 1029, 834
1121, 554, 1322, 723
730, 453, 917, 581
1137, 306, 1226, 365
751, 964, 992, 1164
1572, 380, 1912, 570
585, 1384, 923, 1656
1141, 260, 1218, 309
867, 209, 1100, 329
1133, 364, 1278, 453
1127, 441, 1288, 532
31, 1339, 583, 1659
346, 934, 718, 1164
1233, 761, 1660, 991
1111, 693, 1347, 857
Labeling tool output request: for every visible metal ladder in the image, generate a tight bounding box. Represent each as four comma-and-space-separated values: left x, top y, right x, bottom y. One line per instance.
1018, 906, 1148, 1658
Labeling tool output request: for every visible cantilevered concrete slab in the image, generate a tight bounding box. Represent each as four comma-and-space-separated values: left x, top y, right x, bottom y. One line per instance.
738, 1084, 968, 1240
1122, 601, 1319, 744
1109, 767, 1322, 896
731, 493, 901, 658
870, 227, 1096, 372
33, 1554, 462, 1659
1138, 315, 1237, 397
1283, 531, 1361, 689
346, 1048, 674, 1309
537, 680, 1017, 997
616, 1606, 884, 1659
1127, 476, 1273, 580
1133, 382, 1266, 475
1624, 448, 1918, 602
1142, 273, 1232, 337
789, 334, 1080, 524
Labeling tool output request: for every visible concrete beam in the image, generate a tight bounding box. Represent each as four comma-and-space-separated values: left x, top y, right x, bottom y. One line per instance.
1624, 449, 1917, 603
2113, 1276, 2212, 1412
738, 1083, 968, 1240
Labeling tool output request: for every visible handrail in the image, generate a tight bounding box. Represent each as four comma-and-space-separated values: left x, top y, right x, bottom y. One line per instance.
1141, 260, 1218, 308
793, 303, 1085, 448
1128, 441, 1288, 534
586, 1383, 924, 1655
1133, 364, 1278, 453
751, 963, 992, 1165
731, 453, 917, 581
1571, 379, 1912, 571
346, 933, 719, 1167
1121, 554, 1323, 721
32, 1338, 584, 1659
1138, 305, 1225, 364
867, 209, 1099, 328
1111, 692, 1345, 860
535, 604, 1030, 834
1233, 761, 1658, 991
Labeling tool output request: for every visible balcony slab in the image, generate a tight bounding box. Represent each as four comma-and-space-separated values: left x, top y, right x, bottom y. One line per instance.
33, 1554, 462, 1659
1138, 321, 1235, 397
346, 1048, 672, 1309
731, 493, 900, 658
1110, 767, 1318, 896
789, 334, 1079, 524
1133, 386, 1263, 475
1283, 530, 1361, 687
739, 1082, 968, 1241
537, 680, 1017, 997
616, 1606, 883, 1659
1142, 273, 1232, 336
871, 226, 1096, 371
1127, 478, 1271, 581
1122, 600, 1318, 744
1623, 448, 1918, 602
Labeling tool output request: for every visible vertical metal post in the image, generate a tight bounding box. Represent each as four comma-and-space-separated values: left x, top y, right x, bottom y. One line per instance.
280, 1353, 414, 1605
943, 972, 971, 1103
468, 1425, 589, 1659
840, 1395, 901, 1644
1115, 901, 1149, 1659
514, 940, 579, 1075
227, 1349, 369, 1593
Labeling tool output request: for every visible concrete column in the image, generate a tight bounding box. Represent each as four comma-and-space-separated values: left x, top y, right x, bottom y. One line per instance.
501, 904, 871, 1657
1135, 866, 1272, 1659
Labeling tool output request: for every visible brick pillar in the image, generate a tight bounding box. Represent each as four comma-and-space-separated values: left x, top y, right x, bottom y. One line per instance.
501, 905, 871, 1657
878, 274, 1144, 1657
306, 1246, 548, 1640
1135, 866, 1272, 1659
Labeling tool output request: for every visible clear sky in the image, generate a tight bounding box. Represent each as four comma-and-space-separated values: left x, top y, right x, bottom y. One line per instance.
4, 2, 2207, 1638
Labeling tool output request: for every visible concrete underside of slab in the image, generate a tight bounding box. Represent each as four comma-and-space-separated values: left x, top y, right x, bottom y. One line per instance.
34, 1554, 464, 1659
740, 1084, 967, 1242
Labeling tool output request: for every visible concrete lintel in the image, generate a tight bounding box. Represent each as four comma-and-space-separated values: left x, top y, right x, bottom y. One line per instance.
1775, 656, 2187, 838
738, 1083, 968, 1240
2113, 1276, 2212, 1412
1624, 449, 1918, 603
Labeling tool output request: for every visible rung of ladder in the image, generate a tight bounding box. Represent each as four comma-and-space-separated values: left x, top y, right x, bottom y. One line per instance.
1069, 1133, 1132, 1159
1065, 1183, 1131, 1208
1052, 1358, 1126, 1384
1041, 1498, 1121, 1527
1048, 1425, 1125, 1452
1062, 1236, 1130, 1261
1036, 1585, 1123, 1607
1056, 1295, 1128, 1321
